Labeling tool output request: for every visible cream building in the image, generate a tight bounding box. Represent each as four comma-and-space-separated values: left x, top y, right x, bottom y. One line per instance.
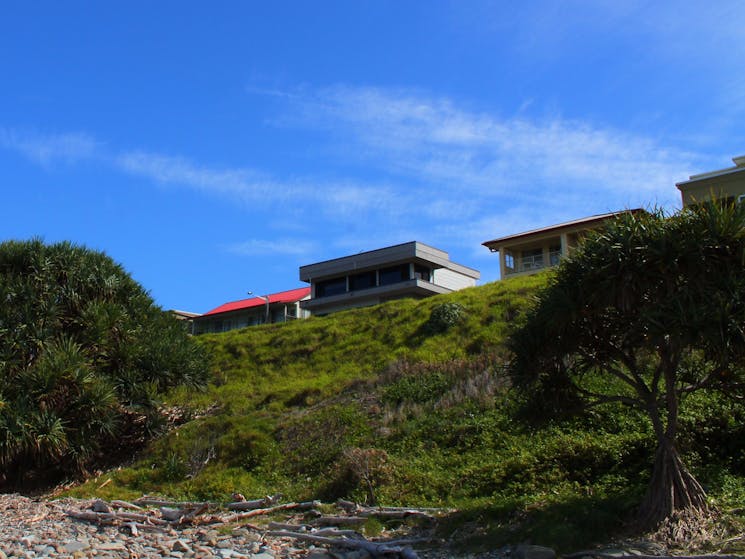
676, 155, 745, 207
483, 210, 644, 280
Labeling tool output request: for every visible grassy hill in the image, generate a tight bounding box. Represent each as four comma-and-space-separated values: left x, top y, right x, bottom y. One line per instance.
68, 274, 745, 551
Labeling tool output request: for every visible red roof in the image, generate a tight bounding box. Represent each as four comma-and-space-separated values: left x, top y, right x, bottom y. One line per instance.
202, 287, 311, 316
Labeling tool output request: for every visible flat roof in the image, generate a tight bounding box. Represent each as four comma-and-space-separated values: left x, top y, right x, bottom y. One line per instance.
676, 155, 745, 188
299, 241, 480, 281
483, 209, 644, 248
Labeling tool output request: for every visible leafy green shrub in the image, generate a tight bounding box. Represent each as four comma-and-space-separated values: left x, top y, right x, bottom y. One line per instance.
424, 302, 466, 334
0, 239, 209, 488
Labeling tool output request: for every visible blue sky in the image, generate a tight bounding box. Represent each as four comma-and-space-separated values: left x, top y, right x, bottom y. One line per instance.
1, 1, 743, 313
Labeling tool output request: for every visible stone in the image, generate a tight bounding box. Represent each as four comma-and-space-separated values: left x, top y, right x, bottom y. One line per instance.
97, 543, 126, 552
251, 554, 275, 559
172, 540, 193, 553
63, 541, 90, 554
91, 500, 112, 513
19, 536, 37, 548
513, 545, 556, 559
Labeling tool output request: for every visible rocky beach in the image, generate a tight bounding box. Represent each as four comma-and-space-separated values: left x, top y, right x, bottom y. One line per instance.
0, 494, 509, 559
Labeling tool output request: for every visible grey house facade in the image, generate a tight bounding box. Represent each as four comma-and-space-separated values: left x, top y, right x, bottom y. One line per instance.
299, 241, 480, 315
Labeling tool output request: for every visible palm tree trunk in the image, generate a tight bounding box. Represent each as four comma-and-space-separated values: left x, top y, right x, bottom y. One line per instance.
638, 436, 708, 529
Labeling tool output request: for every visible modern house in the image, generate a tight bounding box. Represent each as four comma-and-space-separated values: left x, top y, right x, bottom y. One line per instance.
483, 209, 644, 279
299, 241, 480, 315
676, 155, 745, 207
192, 287, 311, 334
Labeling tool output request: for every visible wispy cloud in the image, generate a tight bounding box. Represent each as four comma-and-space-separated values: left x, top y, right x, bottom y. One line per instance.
223, 238, 317, 257
273, 85, 700, 213
114, 149, 413, 223
115, 151, 284, 202
0, 84, 711, 258
0, 128, 99, 166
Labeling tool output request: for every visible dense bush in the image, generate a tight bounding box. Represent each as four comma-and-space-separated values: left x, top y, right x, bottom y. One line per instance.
425, 302, 466, 333
0, 239, 208, 488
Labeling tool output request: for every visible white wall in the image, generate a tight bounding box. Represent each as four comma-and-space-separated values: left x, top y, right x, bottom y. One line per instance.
433, 268, 477, 291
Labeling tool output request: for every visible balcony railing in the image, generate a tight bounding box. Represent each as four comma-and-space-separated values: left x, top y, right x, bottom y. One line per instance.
519, 254, 544, 272
510, 250, 563, 274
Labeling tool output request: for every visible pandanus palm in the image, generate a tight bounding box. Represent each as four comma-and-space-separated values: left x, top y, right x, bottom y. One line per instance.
0, 239, 208, 488
509, 202, 745, 528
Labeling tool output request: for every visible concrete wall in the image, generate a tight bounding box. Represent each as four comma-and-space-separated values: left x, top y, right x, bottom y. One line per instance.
434, 268, 477, 291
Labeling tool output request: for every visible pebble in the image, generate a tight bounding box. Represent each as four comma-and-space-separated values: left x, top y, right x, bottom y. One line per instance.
0, 494, 506, 559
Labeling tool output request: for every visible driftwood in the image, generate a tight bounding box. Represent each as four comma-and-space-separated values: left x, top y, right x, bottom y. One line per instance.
267, 523, 362, 538
267, 521, 312, 531
312, 515, 368, 527
133, 496, 215, 508
66, 494, 437, 559
66, 509, 170, 526
335, 500, 449, 514
226, 495, 281, 511
222, 502, 306, 523
110, 500, 143, 511
268, 530, 419, 558
357, 509, 435, 521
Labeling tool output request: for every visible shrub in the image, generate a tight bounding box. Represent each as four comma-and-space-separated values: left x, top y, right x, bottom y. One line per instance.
424, 302, 466, 334
0, 239, 208, 488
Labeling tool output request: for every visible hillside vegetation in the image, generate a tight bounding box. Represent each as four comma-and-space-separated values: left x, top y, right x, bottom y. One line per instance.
68, 274, 745, 551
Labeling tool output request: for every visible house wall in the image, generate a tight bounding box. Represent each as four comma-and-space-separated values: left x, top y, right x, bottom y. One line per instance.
677, 165, 745, 207
434, 268, 477, 290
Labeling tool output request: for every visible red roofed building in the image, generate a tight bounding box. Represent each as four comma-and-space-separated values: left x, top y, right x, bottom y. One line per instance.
193, 287, 311, 334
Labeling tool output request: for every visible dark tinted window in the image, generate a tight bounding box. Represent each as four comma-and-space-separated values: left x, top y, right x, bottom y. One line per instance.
316, 277, 347, 297
350, 271, 376, 291
379, 264, 410, 285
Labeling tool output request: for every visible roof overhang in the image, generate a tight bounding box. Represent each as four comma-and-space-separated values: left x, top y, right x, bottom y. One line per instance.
482, 209, 645, 251
299, 241, 479, 282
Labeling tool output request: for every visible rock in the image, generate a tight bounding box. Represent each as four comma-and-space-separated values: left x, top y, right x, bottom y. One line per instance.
97, 543, 127, 551
513, 545, 556, 559
19, 535, 37, 548
251, 553, 275, 559
173, 540, 193, 553
63, 540, 90, 553
92, 499, 112, 513
162, 507, 186, 521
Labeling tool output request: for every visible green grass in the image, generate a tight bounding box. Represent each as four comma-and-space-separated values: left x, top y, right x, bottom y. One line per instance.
65, 273, 745, 552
